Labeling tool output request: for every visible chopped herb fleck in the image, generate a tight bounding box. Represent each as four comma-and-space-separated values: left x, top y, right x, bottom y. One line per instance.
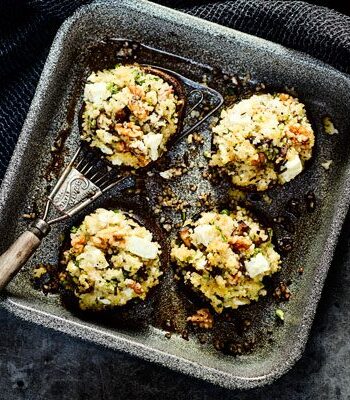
275, 308, 285, 321
267, 228, 273, 240
252, 248, 261, 256
107, 82, 119, 95
215, 225, 227, 242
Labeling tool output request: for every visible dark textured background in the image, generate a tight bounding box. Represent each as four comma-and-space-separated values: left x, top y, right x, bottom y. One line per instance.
0, 0, 350, 398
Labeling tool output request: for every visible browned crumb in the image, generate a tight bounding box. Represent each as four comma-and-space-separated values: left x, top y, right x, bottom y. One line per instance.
192, 132, 204, 144
243, 319, 252, 330
179, 227, 192, 247
159, 166, 187, 180
198, 335, 207, 344
213, 339, 225, 351
197, 192, 212, 207
262, 194, 272, 205
273, 281, 291, 302
33, 263, 60, 294
156, 186, 189, 212
187, 308, 214, 329
305, 191, 316, 212
202, 169, 212, 179
181, 329, 189, 341
21, 212, 36, 219
162, 223, 172, 232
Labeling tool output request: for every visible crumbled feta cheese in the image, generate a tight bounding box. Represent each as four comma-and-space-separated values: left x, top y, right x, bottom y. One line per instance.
84, 82, 110, 104
245, 253, 270, 278
99, 298, 111, 305
77, 245, 109, 269
125, 236, 158, 259
228, 109, 251, 125
196, 256, 207, 270
192, 224, 217, 247
143, 133, 163, 161
280, 153, 303, 183
97, 209, 114, 226
233, 299, 250, 306
123, 288, 134, 299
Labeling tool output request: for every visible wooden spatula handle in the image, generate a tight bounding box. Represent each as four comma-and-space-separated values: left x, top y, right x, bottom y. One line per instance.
0, 219, 50, 291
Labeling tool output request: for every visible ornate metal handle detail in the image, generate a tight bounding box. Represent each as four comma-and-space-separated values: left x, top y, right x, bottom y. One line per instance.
50, 167, 100, 213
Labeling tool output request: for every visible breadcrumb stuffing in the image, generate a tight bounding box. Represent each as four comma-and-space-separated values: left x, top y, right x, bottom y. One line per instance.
81, 64, 180, 168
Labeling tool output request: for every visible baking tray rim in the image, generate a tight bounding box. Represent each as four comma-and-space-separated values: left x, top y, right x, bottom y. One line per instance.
0, 0, 350, 390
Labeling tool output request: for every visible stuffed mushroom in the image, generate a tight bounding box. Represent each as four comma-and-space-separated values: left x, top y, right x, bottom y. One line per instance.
60, 208, 163, 311
81, 64, 185, 168
210, 93, 315, 191
171, 208, 281, 313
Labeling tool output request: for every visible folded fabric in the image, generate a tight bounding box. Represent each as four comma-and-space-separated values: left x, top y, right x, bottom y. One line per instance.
164, 0, 350, 74
0, 0, 349, 181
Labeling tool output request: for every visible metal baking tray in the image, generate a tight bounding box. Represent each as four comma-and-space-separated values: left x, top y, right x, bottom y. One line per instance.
1, 0, 350, 390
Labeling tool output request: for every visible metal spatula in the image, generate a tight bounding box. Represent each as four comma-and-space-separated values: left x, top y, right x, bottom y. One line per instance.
0, 68, 223, 291
0, 146, 129, 290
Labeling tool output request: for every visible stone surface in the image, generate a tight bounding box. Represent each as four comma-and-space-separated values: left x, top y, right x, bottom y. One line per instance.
0, 212, 349, 399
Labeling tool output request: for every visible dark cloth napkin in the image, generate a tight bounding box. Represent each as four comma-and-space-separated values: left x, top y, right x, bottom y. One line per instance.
0, 0, 349, 182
